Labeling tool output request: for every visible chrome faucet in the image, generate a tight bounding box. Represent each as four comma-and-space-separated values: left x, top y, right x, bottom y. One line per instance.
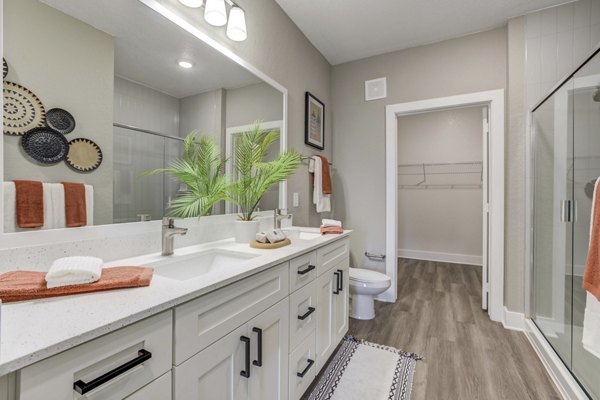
274, 208, 292, 229
162, 217, 188, 256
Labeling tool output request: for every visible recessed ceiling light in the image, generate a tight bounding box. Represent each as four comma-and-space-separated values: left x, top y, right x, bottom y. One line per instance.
178, 60, 193, 69
178, 0, 203, 8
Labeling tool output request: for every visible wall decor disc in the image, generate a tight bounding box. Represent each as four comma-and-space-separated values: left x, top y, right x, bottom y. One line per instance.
67, 138, 103, 172
46, 108, 75, 134
21, 127, 69, 164
3, 81, 46, 136
3, 58, 7, 79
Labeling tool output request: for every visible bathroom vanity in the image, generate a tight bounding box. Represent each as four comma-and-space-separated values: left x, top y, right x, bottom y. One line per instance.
0, 230, 350, 400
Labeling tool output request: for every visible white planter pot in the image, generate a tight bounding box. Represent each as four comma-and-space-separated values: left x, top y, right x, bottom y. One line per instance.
234, 220, 260, 243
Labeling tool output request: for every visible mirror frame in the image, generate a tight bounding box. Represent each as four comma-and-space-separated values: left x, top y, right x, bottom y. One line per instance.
0, 0, 289, 248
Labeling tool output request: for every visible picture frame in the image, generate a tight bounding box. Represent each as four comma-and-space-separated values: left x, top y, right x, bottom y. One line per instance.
305, 91, 325, 150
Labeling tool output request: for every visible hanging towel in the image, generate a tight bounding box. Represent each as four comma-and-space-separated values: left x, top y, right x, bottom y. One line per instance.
14, 180, 44, 228
3, 182, 16, 233
85, 184, 94, 226
43, 183, 66, 230
0, 267, 154, 303
45, 256, 103, 288
583, 177, 600, 357
317, 155, 332, 194
62, 182, 87, 227
309, 156, 331, 213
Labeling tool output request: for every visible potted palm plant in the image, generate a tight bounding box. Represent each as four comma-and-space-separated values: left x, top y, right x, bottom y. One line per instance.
229, 122, 300, 242
143, 132, 228, 218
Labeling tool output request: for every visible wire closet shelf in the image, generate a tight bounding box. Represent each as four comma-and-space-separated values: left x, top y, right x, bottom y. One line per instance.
398, 161, 483, 189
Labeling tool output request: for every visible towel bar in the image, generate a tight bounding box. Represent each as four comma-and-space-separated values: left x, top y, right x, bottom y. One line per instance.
365, 252, 386, 262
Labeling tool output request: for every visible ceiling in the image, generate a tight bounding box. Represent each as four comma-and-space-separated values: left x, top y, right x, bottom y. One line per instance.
40, 0, 261, 98
275, 0, 573, 65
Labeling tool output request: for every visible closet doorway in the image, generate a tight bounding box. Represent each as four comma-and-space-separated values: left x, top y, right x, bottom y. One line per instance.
384, 90, 505, 323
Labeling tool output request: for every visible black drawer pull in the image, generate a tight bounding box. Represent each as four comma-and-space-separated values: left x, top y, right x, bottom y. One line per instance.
337, 269, 344, 292
240, 336, 251, 378
252, 327, 263, 367
73, 349, 152, 395
297, 264, 316, 275
333, 271, 340, 295
297, 359, 315, 378
298, 306, 316, 320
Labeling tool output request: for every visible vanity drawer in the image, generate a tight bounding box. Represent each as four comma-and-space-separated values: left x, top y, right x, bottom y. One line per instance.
125, 372, 171, 400
289, 280, 317, 351
289, 251, 317, 292
174, 264, 289, 364
316, 237, 349, 276
289, 330, 317, 400
19, 311, 172, 400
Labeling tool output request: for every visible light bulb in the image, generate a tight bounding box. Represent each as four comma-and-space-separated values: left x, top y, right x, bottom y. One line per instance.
178, 60, 193, 69
226, 6, 247, 42
204, 0, 227, 26
178, 0, 203, 8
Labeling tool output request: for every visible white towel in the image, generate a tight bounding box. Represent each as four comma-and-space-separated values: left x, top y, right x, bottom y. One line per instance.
43, 183, 66, 230
583, 177, 600, 357
309, 156, 331, 213
3, 182, 16, 233
45, 256, 103, 288
85, 184, 94, 226
322, 219, 342, 228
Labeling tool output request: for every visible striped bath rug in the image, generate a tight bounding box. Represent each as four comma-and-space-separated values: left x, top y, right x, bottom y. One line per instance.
308, 336, 422, 400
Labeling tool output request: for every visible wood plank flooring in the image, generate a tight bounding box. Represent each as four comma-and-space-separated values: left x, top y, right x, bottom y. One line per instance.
305, 259, 562, 399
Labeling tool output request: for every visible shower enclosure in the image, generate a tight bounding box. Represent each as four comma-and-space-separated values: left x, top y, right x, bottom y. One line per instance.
531, 48, 600, 399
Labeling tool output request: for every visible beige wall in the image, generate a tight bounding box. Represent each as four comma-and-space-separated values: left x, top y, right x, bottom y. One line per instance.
3, 0, 115, 225
331, 27, 507, 295
397, 107, 484, 262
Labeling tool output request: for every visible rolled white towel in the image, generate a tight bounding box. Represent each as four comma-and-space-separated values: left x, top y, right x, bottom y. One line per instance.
45, 256, 103, 288
322, 219, 342, 228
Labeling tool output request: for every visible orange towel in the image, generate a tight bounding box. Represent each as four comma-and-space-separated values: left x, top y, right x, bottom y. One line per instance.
62, 182, 87, 227
320, 226, 343, 235
317, 155, 332, 195
14, 180, 44, 228
584, 181, 600, 301
0, 267, 153, 303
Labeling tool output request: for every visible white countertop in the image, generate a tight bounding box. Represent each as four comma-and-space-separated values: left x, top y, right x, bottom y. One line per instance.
0, 228, 351, 376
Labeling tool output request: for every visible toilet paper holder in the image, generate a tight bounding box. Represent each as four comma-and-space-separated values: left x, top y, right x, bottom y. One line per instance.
364, 252, 386, 262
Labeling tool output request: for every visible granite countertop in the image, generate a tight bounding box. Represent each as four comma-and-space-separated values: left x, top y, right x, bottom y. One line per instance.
0, 228, 351, 376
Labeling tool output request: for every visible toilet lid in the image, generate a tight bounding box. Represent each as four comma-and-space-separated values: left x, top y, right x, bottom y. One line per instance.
349, 268, 391, 283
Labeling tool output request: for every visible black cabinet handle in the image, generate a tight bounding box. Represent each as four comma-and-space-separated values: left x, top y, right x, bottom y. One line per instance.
252, 327, 262, 367
298, 306, 316, 320
333, 271, 340, 295
297, 359, 315, 378
240, 336, 250, 378
73, 349, 152, 395
337, 269, 344, 292
297, 264, 316, 275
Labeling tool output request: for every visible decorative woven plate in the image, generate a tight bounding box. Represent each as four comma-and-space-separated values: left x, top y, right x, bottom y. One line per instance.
3, 81, 46, 136
21, 127, 69, 164
3, 58, 7, 79
46, 108, 75, 134
66, 138, 103, 172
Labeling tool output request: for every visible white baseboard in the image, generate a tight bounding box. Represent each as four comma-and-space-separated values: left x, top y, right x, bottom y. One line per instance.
502, 307, 525, 331
398, 249, 482, 266
524, 319, 588, 400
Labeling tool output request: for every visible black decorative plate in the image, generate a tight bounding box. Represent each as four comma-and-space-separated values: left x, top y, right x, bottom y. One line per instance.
67, 138, 103, 172
3, 58, 7, 79
46, 108, 75, 134
3, 81, 46, 136
21, 127, 69, 164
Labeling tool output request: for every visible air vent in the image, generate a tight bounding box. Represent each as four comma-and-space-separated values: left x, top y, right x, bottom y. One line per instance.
365, 77, 387, 101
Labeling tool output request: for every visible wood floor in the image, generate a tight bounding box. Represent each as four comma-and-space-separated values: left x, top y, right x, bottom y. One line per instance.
306, 259, 562, 400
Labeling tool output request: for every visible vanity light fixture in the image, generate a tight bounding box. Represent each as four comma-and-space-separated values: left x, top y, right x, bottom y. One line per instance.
178, 60, 194, 69
178, 0, 247, 42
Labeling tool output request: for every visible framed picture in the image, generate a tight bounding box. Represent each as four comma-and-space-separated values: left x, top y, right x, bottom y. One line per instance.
305, 92, 325, 150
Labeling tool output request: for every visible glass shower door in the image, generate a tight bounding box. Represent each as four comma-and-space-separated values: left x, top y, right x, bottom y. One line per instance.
532, 77, 575, 369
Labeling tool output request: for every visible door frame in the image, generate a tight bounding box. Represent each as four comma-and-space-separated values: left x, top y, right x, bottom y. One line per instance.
384, 89, 505, 323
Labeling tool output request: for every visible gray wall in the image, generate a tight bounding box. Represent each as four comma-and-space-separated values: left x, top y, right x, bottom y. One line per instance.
3, 0, 114, 225
226, 82, 283, 128
331, 27, 507, 296
397, 107, 483, 262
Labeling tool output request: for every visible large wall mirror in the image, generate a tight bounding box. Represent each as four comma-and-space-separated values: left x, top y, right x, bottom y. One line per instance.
2, 0, 286, 234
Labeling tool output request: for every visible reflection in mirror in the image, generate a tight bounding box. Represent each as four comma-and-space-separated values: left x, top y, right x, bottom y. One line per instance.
2, 0, 284, 233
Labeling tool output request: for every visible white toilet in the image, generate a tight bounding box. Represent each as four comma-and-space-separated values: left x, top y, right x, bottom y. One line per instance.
349, 267, 392, 320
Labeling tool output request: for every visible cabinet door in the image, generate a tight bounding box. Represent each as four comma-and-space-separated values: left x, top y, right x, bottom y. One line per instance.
248, 299, 289, 400
174, 324, 248, 400
315, 268, 336, 373
125, 373, 171, 400
333, 260, 350, 343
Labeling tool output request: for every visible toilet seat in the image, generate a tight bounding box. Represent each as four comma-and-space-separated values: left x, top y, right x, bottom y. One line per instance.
349, 268, 391, 284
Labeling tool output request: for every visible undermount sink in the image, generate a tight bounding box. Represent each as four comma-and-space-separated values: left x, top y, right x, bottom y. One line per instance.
283, 229, 322, 241
154, 249, 258, 281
